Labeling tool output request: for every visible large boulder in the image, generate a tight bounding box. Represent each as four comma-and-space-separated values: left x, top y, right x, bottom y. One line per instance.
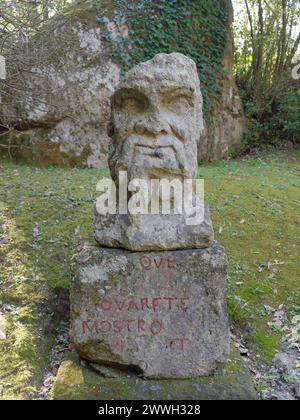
0, 0, 244, 166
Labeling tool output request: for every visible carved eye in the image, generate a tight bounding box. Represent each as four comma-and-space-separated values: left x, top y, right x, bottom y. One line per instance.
121, 97, 145, 115
114, 89, 148, 115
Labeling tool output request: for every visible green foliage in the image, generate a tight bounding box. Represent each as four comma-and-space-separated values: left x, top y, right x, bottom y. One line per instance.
95, 0, 230, 115
241, 89, 300, 149
272, 89, 300, 142
233, 0, 300, 149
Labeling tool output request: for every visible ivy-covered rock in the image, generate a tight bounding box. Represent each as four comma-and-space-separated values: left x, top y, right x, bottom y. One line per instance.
0, 0, 244, 166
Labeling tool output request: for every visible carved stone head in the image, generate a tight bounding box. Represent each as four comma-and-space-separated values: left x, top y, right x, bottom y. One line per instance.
108, 53, 204, 183
95, 54, 214, 250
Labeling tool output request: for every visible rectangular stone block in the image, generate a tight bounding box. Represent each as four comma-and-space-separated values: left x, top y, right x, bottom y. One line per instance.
70, 241, 230, 379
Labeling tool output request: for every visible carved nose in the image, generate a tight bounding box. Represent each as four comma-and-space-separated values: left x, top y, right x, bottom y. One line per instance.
135, 113, 169, 136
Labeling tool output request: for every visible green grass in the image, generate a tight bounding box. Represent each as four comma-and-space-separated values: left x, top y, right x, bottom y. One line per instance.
0, 151, 299, 398
200, 152, 300, 359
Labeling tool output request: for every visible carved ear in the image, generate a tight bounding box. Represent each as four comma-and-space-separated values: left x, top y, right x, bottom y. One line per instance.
107, 121, 115, 138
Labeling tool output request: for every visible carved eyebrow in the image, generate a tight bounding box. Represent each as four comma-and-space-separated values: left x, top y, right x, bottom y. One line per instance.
160, 87, 195, 102
160, 87, 195, 108
160, 86, 195, 95
117, 88, 147, 98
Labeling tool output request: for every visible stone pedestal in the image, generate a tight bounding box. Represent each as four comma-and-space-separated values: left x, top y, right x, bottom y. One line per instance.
52, 348, 258, 400
70, 241, 230, 379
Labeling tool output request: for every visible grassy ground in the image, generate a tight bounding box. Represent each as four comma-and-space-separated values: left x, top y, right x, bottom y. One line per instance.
0, 151, 299, 399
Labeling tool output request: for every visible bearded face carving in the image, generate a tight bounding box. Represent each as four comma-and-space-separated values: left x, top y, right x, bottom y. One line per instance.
94, 53, 214, 251
108, 53, 203, 184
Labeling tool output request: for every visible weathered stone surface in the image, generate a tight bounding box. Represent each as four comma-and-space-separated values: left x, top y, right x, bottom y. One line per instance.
94, 53, 214, 251
202, 0, 245, 162
108, 53, 203, 182
94, 205, 214, 252
51, 348, 258, 400
1, 4, 121, 167
70, 241, 230, 379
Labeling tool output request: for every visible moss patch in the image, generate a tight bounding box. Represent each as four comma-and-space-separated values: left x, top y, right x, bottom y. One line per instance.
96, 0, 230, 115
0, 130, 92, 167
51, 347, 257, 400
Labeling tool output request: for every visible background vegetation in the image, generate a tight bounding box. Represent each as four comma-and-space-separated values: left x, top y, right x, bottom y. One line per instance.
1, 0, 299, 151
233, 0, 300, 150
96, 0, 230, 115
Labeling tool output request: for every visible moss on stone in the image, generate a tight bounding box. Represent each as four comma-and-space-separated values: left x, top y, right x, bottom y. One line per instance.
51, 347, 257, 400
0, 129, 92, 167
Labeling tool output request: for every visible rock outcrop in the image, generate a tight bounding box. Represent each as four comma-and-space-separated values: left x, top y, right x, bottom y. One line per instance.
0, 0, 244, 166
204, 0, 245, 161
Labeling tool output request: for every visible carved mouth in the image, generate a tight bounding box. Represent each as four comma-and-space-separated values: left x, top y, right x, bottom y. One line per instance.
132, 146, 182, 175
121, 135, 186, 174
134, 144, 177, 158
135, 145, 163, 159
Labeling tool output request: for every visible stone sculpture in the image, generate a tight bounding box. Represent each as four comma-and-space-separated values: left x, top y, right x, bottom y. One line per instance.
94, 53, 214, 251
71, 53, 230, 379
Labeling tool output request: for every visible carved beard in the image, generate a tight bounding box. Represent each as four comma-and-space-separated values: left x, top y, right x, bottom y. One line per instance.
109, 133, 190, 185
108, 132, 193, 228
